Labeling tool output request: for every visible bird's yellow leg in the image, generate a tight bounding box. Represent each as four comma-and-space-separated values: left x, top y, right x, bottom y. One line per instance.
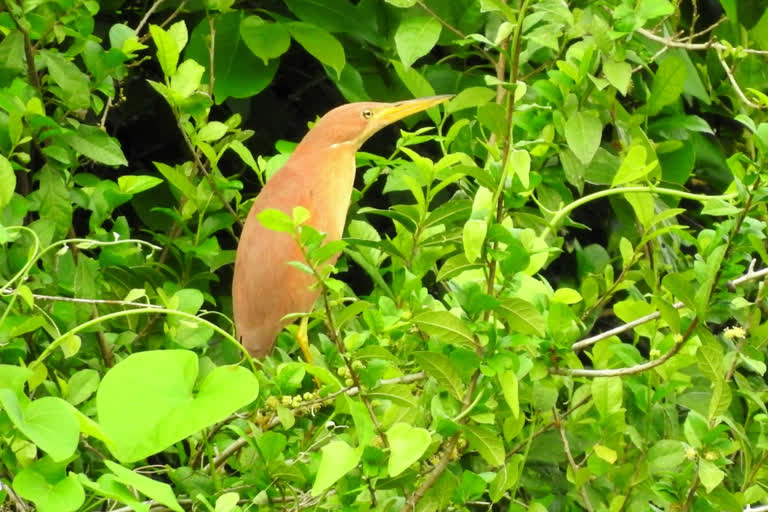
297, 315, 312, 363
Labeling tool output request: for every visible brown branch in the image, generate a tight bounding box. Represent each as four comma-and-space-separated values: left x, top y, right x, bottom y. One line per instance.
555, 407, 594, 512
555, 318, 699, 377
486, 0, 530, 300
637, 27, 768, 55
135, 0, 166, 35
400, 372, 480, 511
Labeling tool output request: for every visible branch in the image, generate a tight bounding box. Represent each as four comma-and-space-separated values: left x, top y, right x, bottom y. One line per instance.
178, 119, 243, 228
727, 261, 768, 290
572, 302, 684, 351
415, 1, 497, 67
135, 0, 165, 35
0, 288, 163, 309
400, 372, 480, 511
717, 49, 763, 109
205, 372, 427, 471
555, 407, 594, 512
555, 319, 699, 377
637, 27, 768, 55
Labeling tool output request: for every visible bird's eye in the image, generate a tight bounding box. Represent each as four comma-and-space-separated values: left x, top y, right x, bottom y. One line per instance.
361, 109, 374, 119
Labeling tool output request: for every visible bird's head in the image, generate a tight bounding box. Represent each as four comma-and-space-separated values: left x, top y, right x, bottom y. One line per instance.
300, 95, 452, 151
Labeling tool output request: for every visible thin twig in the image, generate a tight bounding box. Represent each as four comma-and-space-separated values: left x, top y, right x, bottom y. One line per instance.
555, 407, 594, 512
415, 1, 496, 67
0, 288, 163, 309
205, 372, 427, 471
99, 96, 113, 129
0, 479, 28, 512
178, 119, 243, 227
506, 395, 591, 457
400, 372, 480, 511
486, 0, 530, 300
574, 259, 768, 353
208, 15, 216, 97
572, 302, 684, 351
717, 50, 763, 109
158, 0, 188, 29
637, 27, 768, 55
727, 261, 768, 290
135, 0, 165, 35
556, 319, 699, 377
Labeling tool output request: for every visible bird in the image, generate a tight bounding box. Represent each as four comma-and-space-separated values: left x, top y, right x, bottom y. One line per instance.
233, 96, 452, 358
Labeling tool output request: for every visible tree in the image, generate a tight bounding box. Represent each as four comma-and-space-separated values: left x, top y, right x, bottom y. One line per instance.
1, 0, 767, 510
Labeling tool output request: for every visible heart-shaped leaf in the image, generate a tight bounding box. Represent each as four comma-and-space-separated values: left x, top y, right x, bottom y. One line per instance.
13, 457, 85, 512
96, 350, 259, 462
387, 423, 432, 477
0, 390, 80, 462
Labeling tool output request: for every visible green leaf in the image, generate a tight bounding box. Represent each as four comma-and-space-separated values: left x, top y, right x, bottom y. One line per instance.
552, 288, 582, 304
662, 272, 696, 311
117, 175, 163, 195
392, 60, 436, 99
287, 22, 345, 79
43, 51, 90, 110
612, 145, 652, 186
508, 149, 531, 188
154, 161, 196, 199
603, 58, 631, 95
462, 219, 487, 263
445, 87, 496, 115
186, 12, 279, 103
592, 377, 623, 418
240, 17, 291, 64
701, 198, 740, 216
258, 208, 295, 233
96, 350, 259, 462
62, 124, 127, 167
79, 474, 148, 512
489, 455, 522, 503
498, 370, 519, 418
197, 121, 228, 142
698, 459, 725, 493
105, 461, 183, 512
149, 24, 180, 77
437, 253, 483, 282
647, 55, 687, 115
0, 391, 80, 462
413, 351, 465, 401
386, 423, 432, 477
565, 111, 602, 165
170, 59, 205, 98
394, 16, 442, 69
165, 289, 213, 349
167, 21, 188, 52
495, 298, 546, 337
310, 440, 360, 496
636, 0, 674, 21
13, 457, 85, 512
647, 440, 686, 474
0, 154, 15, 209
463, 424, 505, 466
411, 311, 476, 350
215, 492, 240, 512
66, 369, 100, 406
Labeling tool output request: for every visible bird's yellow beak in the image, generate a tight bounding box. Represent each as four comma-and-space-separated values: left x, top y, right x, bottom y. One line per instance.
375, 95, 453, 125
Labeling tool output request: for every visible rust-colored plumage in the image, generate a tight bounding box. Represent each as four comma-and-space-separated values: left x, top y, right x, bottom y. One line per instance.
233, 96, 451, 358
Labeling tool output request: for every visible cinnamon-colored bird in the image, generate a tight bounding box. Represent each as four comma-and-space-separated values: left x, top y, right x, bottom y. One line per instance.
233, 96, 452, 358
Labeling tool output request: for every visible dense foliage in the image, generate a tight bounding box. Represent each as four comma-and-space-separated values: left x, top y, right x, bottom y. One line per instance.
1, 0, 768, 510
